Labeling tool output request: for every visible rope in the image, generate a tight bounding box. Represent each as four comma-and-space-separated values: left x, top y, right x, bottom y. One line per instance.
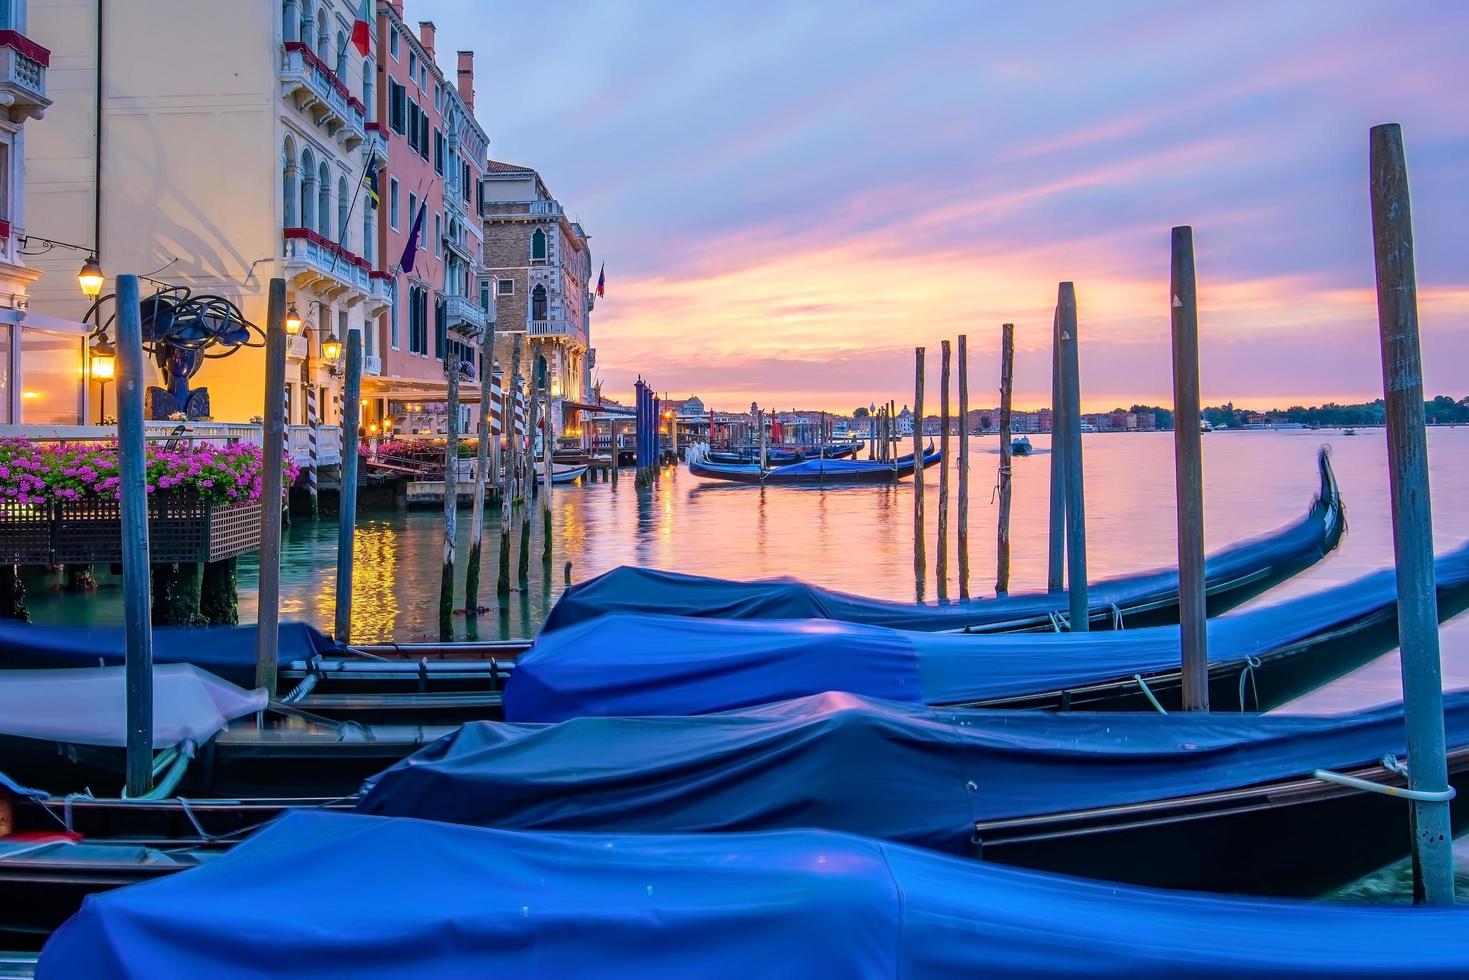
1110, 603, 1124, 630
1133, 674, 1168, 714
1237, 655, 1262, 711
1311, 768, 1456, 802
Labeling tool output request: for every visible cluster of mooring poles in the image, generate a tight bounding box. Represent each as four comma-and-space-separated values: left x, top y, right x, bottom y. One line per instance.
104, 125, 1455, 904
632, 377, 667, 488
909, 337, 977, 603
901, 122, 1452, 902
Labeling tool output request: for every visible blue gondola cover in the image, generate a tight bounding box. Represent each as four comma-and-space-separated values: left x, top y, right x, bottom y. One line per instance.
40, 810, 1469, 978
360, 691, 1469, 841
506, 542, 1469, 721
0, 620, 335, 686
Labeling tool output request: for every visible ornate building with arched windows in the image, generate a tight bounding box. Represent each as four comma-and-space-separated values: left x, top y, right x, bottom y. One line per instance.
480, 162, 594, 439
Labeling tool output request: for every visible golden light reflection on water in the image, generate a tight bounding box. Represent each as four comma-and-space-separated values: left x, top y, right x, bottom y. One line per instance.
22, 431, 1469, 714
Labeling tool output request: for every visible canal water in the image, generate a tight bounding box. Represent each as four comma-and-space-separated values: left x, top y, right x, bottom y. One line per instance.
19, 426, 1469, 896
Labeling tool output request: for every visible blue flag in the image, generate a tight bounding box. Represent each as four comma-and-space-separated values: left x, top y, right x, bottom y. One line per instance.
398, 200, 426, 274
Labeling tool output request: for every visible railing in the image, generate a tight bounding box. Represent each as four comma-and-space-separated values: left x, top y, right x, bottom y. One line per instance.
529, 200, 563, 217
528, 318, 588, 347
444, 294, 486, 336
0, 30, 50, 117
362, 353, 382, 376
282, 228, 372, 293
367, 270, 393, 312
280, 42, 365, 148
0, 422, 344, 467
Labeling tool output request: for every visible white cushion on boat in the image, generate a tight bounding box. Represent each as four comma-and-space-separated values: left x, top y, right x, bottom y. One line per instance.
0, 664, 266, 748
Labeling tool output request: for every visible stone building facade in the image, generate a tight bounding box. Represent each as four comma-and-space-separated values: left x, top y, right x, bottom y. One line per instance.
481, 161, 592, 437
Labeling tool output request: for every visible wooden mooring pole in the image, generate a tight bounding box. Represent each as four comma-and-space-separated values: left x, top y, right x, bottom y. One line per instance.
440, 348, 461, 641
255, 278, 287, 695
116, 274, 154, 797
542, 387, 553, 565
1046, 307, 1066, 592
936, 340, 951, 602
1369, 122, 1454, 905
519, 344, 540, 583
465, 324, 496, 622
957, 334, 970, 600
996, 323, 1015, 595
334, 329, 362, 644
1170, 227, 1209, 709
913, 347, 926, 602
498, 339, 520, 597
1057, 283, 1088, 630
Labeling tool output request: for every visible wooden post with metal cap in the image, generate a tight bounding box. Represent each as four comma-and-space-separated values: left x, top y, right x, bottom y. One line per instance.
116, 273, 154, 796
1170, 227, 1209, 709
1369, 121, 1454, 905
913, 347, 926, 602
440, 344, 461, 641
255, 278, 288, 694
1046, 306, 1066, 592
996, 323, 1015, 595
334, 329, 362, 644
936, 340, 951, 602
1057, 283, 1088, 631
957, 334, 971, 600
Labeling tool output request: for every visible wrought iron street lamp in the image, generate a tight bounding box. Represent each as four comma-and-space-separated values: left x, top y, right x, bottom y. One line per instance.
285, 303, 304, 336
89, 335, 115, 423
321, 332, 343, 364
77, 255, 104, 299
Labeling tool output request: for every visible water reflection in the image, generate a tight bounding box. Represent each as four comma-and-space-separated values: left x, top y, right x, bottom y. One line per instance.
20, 430, 1469, 716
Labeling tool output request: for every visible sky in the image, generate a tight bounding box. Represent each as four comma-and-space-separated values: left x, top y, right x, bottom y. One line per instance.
417, 0, 1468, 413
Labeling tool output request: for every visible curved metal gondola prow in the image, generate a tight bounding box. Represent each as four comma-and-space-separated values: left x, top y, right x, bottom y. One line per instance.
1314, 446, 1347, 553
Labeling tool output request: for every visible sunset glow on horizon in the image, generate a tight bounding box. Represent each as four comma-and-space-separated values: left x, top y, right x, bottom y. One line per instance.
421, 0, 1468, 414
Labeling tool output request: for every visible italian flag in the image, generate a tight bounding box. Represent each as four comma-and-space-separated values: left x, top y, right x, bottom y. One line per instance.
351, 0, 371, 57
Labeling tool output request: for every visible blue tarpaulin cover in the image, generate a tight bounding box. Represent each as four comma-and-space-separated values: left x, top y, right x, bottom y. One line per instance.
506, 542, 1469, 721
40, 810, 1469, 979
0, 621, 335, 687
546, 449, 1342, 633
360, 690, 1469, 846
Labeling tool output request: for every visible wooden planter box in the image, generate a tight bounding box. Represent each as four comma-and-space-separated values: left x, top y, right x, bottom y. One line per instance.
0, 494, 261, 565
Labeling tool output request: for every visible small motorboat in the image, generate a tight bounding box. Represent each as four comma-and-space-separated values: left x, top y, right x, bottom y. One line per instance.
1010, 435, 1033, 456
535, 463, 589, 484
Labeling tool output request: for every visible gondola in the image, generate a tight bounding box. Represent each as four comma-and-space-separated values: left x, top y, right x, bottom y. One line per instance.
506, 539, 1469, 721
553, 447, 1344, 632
535, 463, 589, 484
35, 811, 1469, 978
706, 443, 863, 465
7, 689, 1469, 944
0, 665, 455, 801
687, 442, 941, 485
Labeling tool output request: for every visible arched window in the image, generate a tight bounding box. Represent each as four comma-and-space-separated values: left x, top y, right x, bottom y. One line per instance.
300, 0, 314, 45
300, 148, 317, 230
282, 136, 298, 227
337, 176, 349, 248
362, 66, 373, 123
363, 207, 373, 264
335, 31, 346, 77
315, 10, 328, 62
530, 228, 547, 263
282, 0, 297, 42
318, 162, 332, 238
531, 284, 548, 321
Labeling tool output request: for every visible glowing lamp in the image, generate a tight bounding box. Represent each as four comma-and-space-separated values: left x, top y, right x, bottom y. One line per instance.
78, 255, 105, 299
285, 304, 304, 336
321, 333, 343, 362
89, 337, 116, 380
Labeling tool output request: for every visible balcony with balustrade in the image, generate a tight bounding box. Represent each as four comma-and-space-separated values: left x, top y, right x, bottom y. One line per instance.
367, 271, 392, 317
445, 294, 486, 340
0, 30, 50, 122
279, 42, 366, 150
281, 228, 371, 305
528, 318, 588, 349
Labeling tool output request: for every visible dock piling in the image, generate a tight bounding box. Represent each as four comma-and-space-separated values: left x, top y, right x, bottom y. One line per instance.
1057, 283, 1089, 631
1170, 227, 1209, 709
254, 278, 287, 695
440, 346, 461, 641
913, 348, 926, 602
498, 338, 521, 597
1369, 121, 1454, 905
1046, 306, 1066, 592
957, 334, 970, 600
334, 329, 362, 645
116, 274, 154, 797
542, 388, 553, 564
996, 323, 1015, 595
465, 325, 496, 620
937, 341, 951, 602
